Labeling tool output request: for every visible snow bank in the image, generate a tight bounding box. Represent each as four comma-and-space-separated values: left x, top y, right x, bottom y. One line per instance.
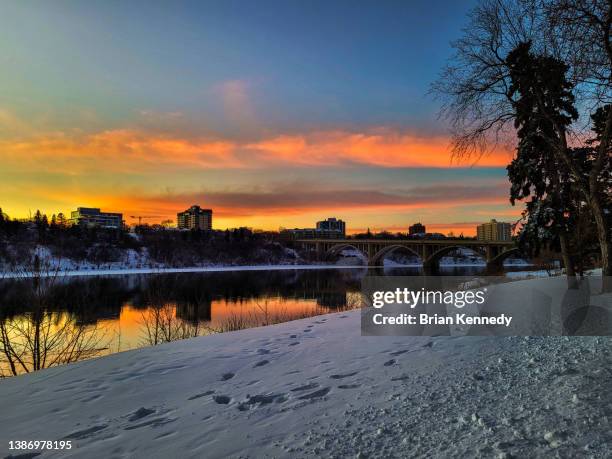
0, 264, 365, 280
0, 276, 610, 458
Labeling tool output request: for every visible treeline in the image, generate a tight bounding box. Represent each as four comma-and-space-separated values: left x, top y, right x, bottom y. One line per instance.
137, 226, 295, 266
0, 210, 300, 269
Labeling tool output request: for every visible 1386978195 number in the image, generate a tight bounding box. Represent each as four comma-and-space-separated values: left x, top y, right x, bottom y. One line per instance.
8, 440, 72, 450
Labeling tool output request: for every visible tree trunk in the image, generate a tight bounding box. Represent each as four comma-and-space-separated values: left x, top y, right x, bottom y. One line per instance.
559, 233, 578, 289
590, 195, 612, 292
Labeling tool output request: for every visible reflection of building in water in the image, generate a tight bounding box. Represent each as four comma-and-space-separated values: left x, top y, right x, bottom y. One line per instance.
175, 299, 212, 324
294, 273, 357, 309
75, 305, 122, 326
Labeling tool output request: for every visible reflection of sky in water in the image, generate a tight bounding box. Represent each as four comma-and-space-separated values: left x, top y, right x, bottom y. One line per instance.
0, 266, 544, 375
96, 297, 332, 354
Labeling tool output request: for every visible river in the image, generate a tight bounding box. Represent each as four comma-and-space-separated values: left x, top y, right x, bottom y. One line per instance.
0, 264, 537, 377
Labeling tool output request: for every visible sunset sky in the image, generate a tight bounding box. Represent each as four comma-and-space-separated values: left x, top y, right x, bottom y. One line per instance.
0, 0, 521, 235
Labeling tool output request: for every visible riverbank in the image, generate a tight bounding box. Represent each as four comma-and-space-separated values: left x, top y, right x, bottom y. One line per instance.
0, 275, 610, 458
0, 263, 367, 280
0, 262, 537, 280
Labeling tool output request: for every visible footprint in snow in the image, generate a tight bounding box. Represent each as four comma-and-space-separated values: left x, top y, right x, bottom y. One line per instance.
257, 349, 271, 355
383, 359, 396, 367
128, 407, 155, 421
290, 383, 319, 392
221, 372, 235, 381
237, 393, 287, 411
213, 395, 232, 404
188, 390, 215, 400
329, 371, 359, 379
253, 360, 269, 367
124, 417, 176, 431
63, 424, 108, 440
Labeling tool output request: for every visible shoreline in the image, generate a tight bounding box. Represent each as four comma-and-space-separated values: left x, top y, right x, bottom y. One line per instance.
0, 261, 535, 280
0, 264, 367, 280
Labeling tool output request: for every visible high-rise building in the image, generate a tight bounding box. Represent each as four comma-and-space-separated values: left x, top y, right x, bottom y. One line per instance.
477, 219, 511, 241
316, 218, 346, 236
408, 222, 426, 235
177, 205, 213, 230
70, 207, 123, 229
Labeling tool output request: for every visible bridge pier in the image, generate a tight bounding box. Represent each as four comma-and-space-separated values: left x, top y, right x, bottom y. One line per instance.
422, 262, 439, 276
485, 260, 504, 275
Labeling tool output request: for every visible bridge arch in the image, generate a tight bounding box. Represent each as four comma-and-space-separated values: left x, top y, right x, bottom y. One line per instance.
488, 247, 522, 266
423, 245, 485, 268
325, 244, 368, 262
370, 244, 421, 266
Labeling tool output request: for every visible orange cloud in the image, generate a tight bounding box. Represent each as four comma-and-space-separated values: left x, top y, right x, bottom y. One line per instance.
246, 131, 512, 167
0, 106, 513, 173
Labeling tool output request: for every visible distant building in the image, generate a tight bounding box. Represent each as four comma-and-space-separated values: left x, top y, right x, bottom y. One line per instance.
70, 207, 123, 229
281, 217, 346, 240
280, 228, 346, 240
408, 222, 426, 235
177, 205, 213, 230
316, 218, 346, 236
477, 219, 511, 241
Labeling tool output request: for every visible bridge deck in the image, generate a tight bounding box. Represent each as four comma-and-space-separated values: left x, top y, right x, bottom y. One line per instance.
296, 238, 514, 246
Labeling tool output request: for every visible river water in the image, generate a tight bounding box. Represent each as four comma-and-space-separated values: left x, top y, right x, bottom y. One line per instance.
0, 265, 535, 377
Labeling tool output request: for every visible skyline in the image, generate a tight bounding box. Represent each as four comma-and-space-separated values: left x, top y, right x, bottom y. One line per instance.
0, 0, 521, 235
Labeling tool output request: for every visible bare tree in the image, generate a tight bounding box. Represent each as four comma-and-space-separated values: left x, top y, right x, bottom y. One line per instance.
139, 302, 202, 346
433, 0, 612, 283
0, 257, 107, 377
138, 278, 202, 346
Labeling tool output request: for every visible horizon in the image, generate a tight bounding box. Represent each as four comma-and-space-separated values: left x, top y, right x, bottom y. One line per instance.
1, 205, 512, 237
0, 0, 521, 235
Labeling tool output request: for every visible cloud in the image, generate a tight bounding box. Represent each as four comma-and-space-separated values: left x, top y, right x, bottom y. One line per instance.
245, 130, 512, 167
131, 181, 511, 218
0, 127, 512, 174
0, 129, 241, 174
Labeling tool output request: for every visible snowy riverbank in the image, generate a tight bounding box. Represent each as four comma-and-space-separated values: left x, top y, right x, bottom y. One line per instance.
0, 264, 367, 280
0, 276, 611, 458
0, 261, 536, 280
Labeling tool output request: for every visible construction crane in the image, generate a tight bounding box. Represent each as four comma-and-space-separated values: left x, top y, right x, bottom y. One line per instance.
130, 215, 163, 225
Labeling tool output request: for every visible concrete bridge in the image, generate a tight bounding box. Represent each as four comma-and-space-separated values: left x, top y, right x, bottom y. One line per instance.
296, 238, 519, 271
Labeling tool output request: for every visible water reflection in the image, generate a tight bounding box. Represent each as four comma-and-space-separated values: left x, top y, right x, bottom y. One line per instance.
0, 265, 540, 377
0, 269, 366, 376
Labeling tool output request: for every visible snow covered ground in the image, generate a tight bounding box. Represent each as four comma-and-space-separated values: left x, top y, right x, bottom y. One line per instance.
0, 264, 366, 280
0, 276, 611, 458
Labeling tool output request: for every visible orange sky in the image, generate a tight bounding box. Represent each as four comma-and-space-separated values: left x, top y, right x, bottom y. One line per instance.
0, 110, 519, 235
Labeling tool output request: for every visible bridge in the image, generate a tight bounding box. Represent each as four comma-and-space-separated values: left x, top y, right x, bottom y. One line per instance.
296, 238, 519, 271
